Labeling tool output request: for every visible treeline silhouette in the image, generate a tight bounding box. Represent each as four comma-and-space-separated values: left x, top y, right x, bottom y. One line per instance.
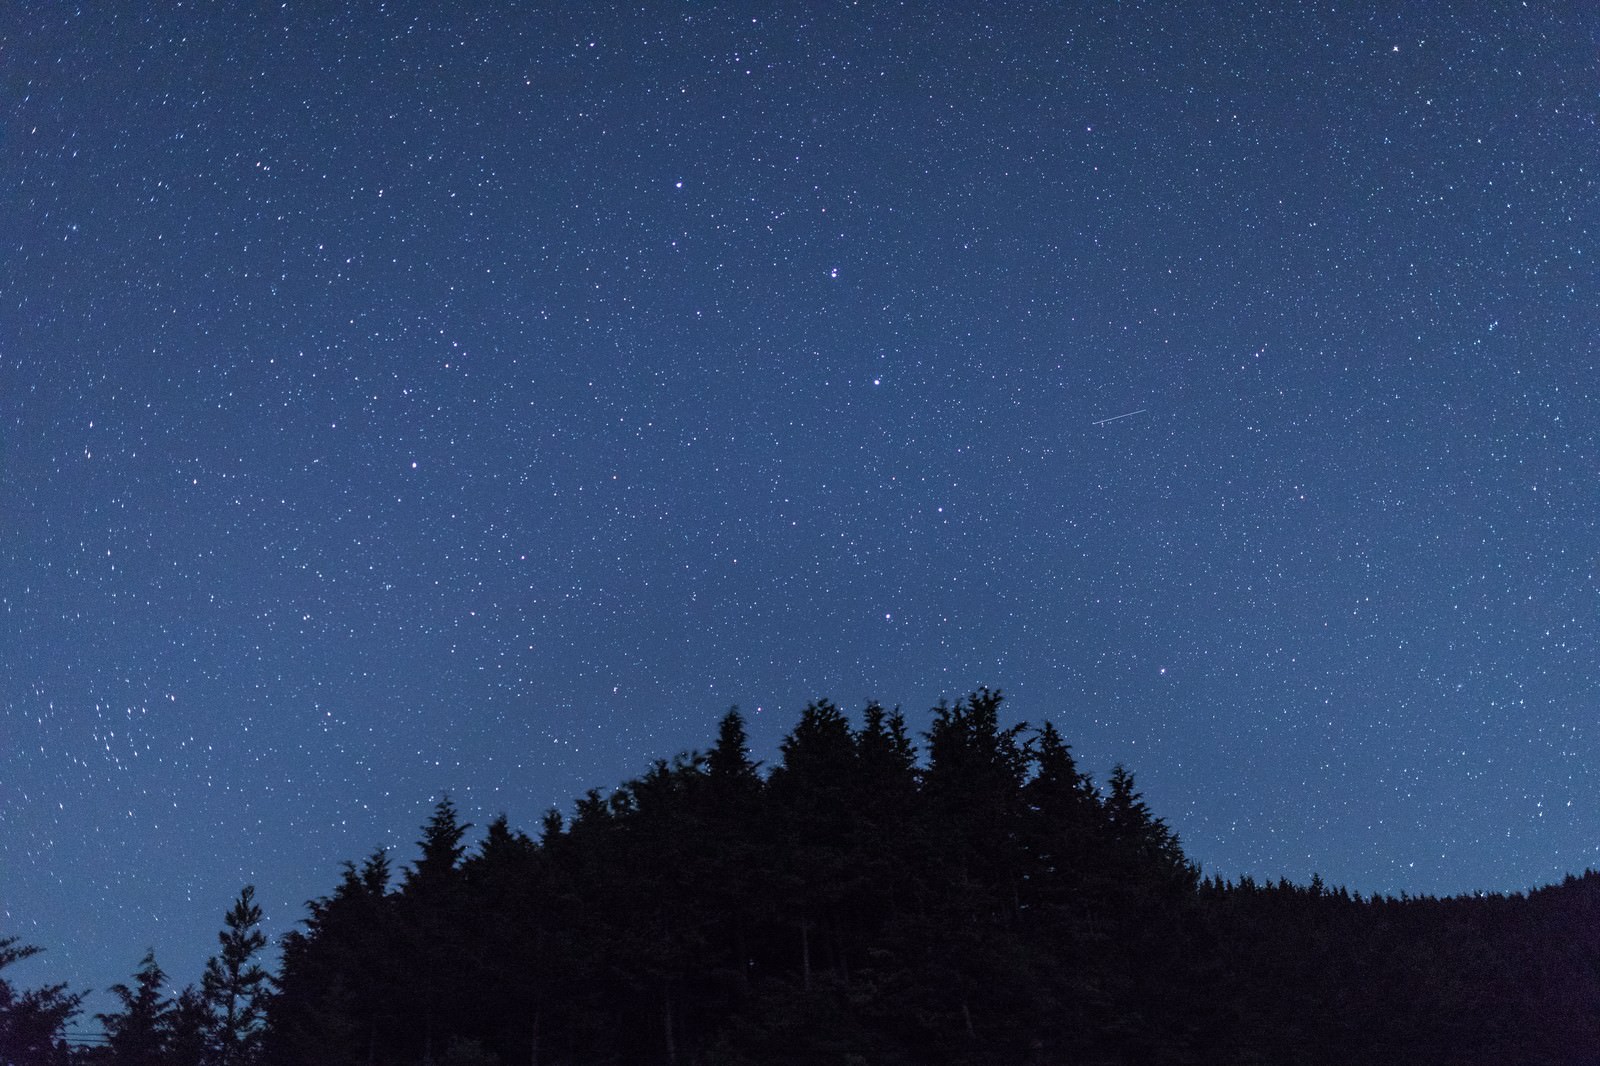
7, 690, 1600, 1065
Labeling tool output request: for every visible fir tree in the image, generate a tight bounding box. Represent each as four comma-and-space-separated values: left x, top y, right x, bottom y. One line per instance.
164, 986, 211, 1066
266, 850, 395, 1066
202, 886, 270, 1066
97, 951, 171, 1066
768, 700, 860, 991
398, 798, 475, 1063
405, 796, 471, 896
699, 707, 767, 1002
706, 707, 762, 806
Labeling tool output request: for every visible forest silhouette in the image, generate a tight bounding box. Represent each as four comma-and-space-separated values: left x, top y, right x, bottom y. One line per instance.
7, 690, 1600, 1065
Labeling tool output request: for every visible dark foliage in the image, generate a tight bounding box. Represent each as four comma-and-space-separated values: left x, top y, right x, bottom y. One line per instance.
25, 692, 1600, 1065
201, 887, 269, 1066
252, 692, 1600, 1065
95, 953, 171, 1066
0, 937, 80, 1066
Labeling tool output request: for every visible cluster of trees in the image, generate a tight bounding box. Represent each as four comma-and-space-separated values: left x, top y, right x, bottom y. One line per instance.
8, 690, 1600, 1065
264, 691, 1206, 1066
1, 886, 269, 1066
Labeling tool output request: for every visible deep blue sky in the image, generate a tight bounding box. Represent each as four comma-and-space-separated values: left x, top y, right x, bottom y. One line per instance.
4, 1, 1597, 1029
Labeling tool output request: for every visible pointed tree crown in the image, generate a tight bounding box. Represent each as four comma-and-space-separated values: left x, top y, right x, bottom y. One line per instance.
776, 699, 857, 787
202, 885, 270, 1065
405, 795, 472, 890
708, 707, 761, 785
97, 950, 172, 1066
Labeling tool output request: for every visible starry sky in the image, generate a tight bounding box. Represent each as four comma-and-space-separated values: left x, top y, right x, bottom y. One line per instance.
4, 1, 1598, 1026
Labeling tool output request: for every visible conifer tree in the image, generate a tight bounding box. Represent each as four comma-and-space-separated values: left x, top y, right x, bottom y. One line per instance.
854, 702, 918, 860
768, 700, 860, 990
202, 886, 270, 1066
706, 707, 762, 805
698, 709, 766, 1002
922, 688, 1029, 902
1103, 764, 1191, 885
266, 849, 394, 1066
1016, 722, 1109, 1054
1022, 721, 1102, 893
538, 807, 564, 848
406, 796, 471, 895
164, 986, 211, 1066
399, 797, 475, 1063
462, 814, 543, 1061
909, 690, 1035, 1048
852, 701, 919, 902
856, 702, 915, 788
97, 951, 171, 1066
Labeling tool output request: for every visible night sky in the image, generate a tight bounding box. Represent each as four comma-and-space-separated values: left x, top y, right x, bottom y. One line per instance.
4, 2, 1598, 1027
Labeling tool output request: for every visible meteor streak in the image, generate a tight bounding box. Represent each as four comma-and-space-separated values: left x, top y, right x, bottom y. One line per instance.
1092, 408, 1148, 426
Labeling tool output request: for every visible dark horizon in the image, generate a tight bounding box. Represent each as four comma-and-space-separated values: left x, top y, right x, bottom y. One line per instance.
18, 694, 1600, 1065
23, 691, 1600, 1050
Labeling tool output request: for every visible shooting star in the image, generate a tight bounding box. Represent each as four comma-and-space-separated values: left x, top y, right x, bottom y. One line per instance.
1092, 408, 1148, 427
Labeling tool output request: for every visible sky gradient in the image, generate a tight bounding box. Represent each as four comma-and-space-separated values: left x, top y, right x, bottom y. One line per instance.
3, 1, 1597, 1028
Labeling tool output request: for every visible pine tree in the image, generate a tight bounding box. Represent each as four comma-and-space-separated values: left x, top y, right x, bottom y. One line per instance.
706, 707, 762, 807
608, 755, 712, 1066
856, 702, 915, 789
1103, 764, 1190, 885
1018, 722, 1108, 1055
1022, 721, 1102, 893
97, 951, 172, 1066
405, 796, 472, 896
164, 986, 211, 1066
202, 886, 270, 1066
266, 850, 395, 1066
699, 708, 767, 1002
768, 700, 860, 991
922, 688, 1029, 905
398, 798, 475, 1063
1091, 765, 1209, 1061
461, 814, 542, 1064
851, 702, 919, 919
909, 690, 1035, 1050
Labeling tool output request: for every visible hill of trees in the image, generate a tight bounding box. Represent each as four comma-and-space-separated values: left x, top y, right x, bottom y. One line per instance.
7, 690, 1600, 1065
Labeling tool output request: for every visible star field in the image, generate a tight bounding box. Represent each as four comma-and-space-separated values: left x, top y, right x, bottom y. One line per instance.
3, 2, 1597, 1025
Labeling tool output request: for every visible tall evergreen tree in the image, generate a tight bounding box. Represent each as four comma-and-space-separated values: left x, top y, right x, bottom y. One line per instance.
405, 796, 472, 896
706, 708, 762, 806
202, 886, 270, 1066
96, 951, 171, 1066
906, 689, 1036, 1053
608, 755, 715, 1065
1016, 722, 1110, 1056
851, 701, 919, 913
266, 850, 396, 1066
1021, 721, 1100, 882
856, 702, 916, 788
461, 814, 545, 1064
922, 689, 1029, 903
398, 797, 475, 1063
697, 709, 767, 1004
164, 986, 211, 1066
1102, 764, 1191, 886
1091, 765, 1208, 1061
768, 700, 860, 991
